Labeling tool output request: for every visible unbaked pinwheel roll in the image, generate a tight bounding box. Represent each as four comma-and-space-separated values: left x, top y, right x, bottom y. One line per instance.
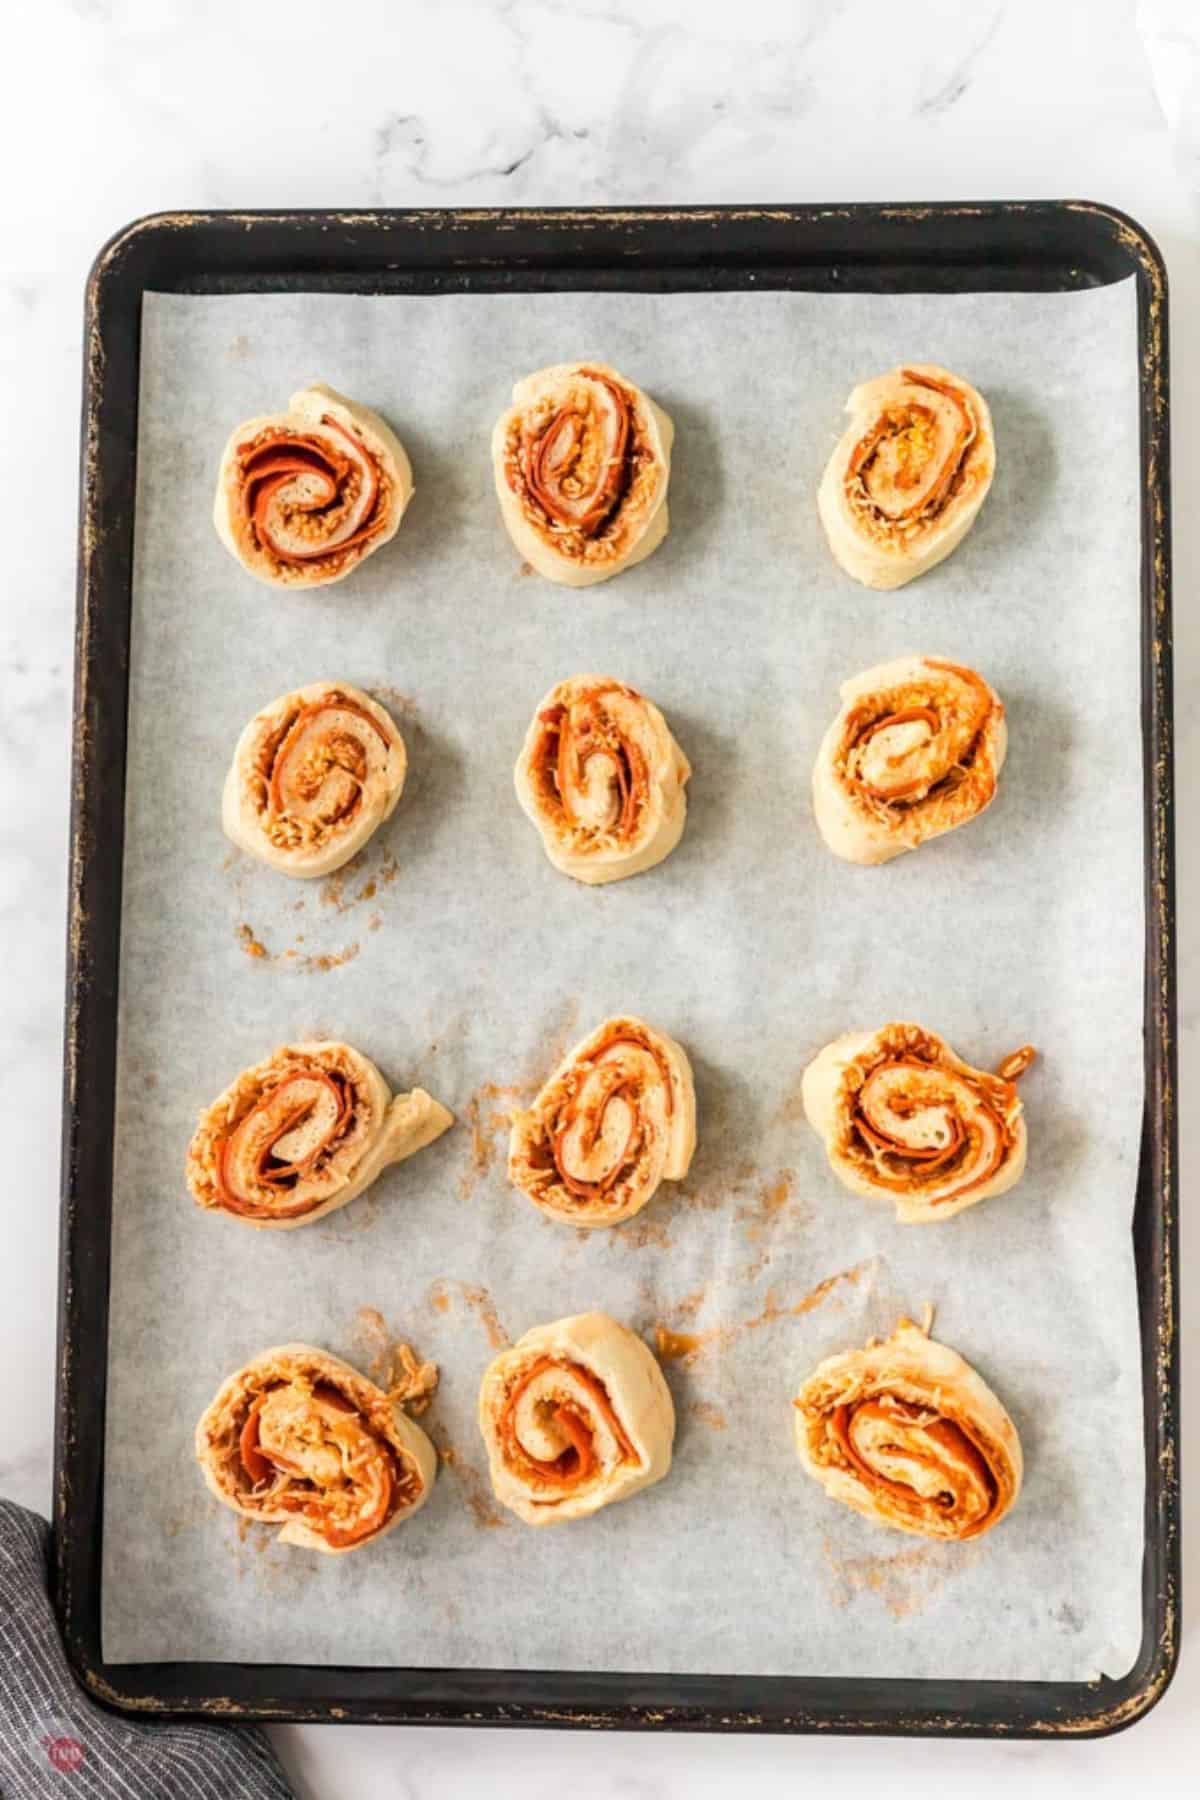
478, 1312, 674, 1525
187, 1041, 453, 1229
492, 362, 672, 586
817, 365, 995, 589
509, 1016, 696, 1227
213, 383, 413, 589
813, 656, 1005, 864
222, 681, 407, 879
514, 675, 690, 884
196, 1343, 437, 1553
793, 1316, 1022, 1541
802, 1023, 1033, 1223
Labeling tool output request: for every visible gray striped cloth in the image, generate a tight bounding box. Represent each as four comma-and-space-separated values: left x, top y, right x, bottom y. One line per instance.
0, 1502, 294, 1798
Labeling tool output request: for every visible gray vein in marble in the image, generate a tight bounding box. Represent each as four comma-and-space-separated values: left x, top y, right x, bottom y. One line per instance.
368, 0, 600, 199
361, 0, 848, 207
600, 23, 816, 201
372, 111, 573, 194
915, 2, 1004, 117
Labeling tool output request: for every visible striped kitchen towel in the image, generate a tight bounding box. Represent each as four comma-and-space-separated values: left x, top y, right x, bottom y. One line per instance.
0, 1501, 293, 1798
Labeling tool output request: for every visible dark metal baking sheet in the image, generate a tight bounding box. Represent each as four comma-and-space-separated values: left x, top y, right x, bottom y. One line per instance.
54, 203, 1176, 1735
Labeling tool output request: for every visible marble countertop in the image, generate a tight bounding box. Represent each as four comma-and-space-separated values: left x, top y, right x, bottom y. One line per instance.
2, 0, 1197, 1793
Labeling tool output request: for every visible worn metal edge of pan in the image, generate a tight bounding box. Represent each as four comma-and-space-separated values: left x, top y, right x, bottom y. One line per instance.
52, 202, 1177, 1736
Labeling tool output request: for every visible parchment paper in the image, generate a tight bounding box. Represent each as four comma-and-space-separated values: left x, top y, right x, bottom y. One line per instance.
102, 278, 1145, 1681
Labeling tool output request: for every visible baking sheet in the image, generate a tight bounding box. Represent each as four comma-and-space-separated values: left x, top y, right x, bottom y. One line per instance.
102, 279, 1144, 1682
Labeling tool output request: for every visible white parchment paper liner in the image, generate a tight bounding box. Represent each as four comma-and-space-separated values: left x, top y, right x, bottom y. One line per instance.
101, 280, 1144, 1680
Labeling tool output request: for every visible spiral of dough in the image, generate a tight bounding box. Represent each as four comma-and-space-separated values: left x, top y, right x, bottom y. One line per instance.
187, 1040, 452, 1229
794, 1317, 1022, 1541
222, 681, 407, 878
492, 362, 672, 586
195, 1342, 437, 1553
213, 382, 412, 588
817, 364, 995, 589
478, 1312, 675, 1525
802, 1023, 1033, 1222
515, 675, 690, 884
508, 1016, 696, 1227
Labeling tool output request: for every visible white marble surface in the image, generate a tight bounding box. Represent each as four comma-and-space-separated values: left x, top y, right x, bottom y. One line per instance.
1, 0, 1197, 1792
